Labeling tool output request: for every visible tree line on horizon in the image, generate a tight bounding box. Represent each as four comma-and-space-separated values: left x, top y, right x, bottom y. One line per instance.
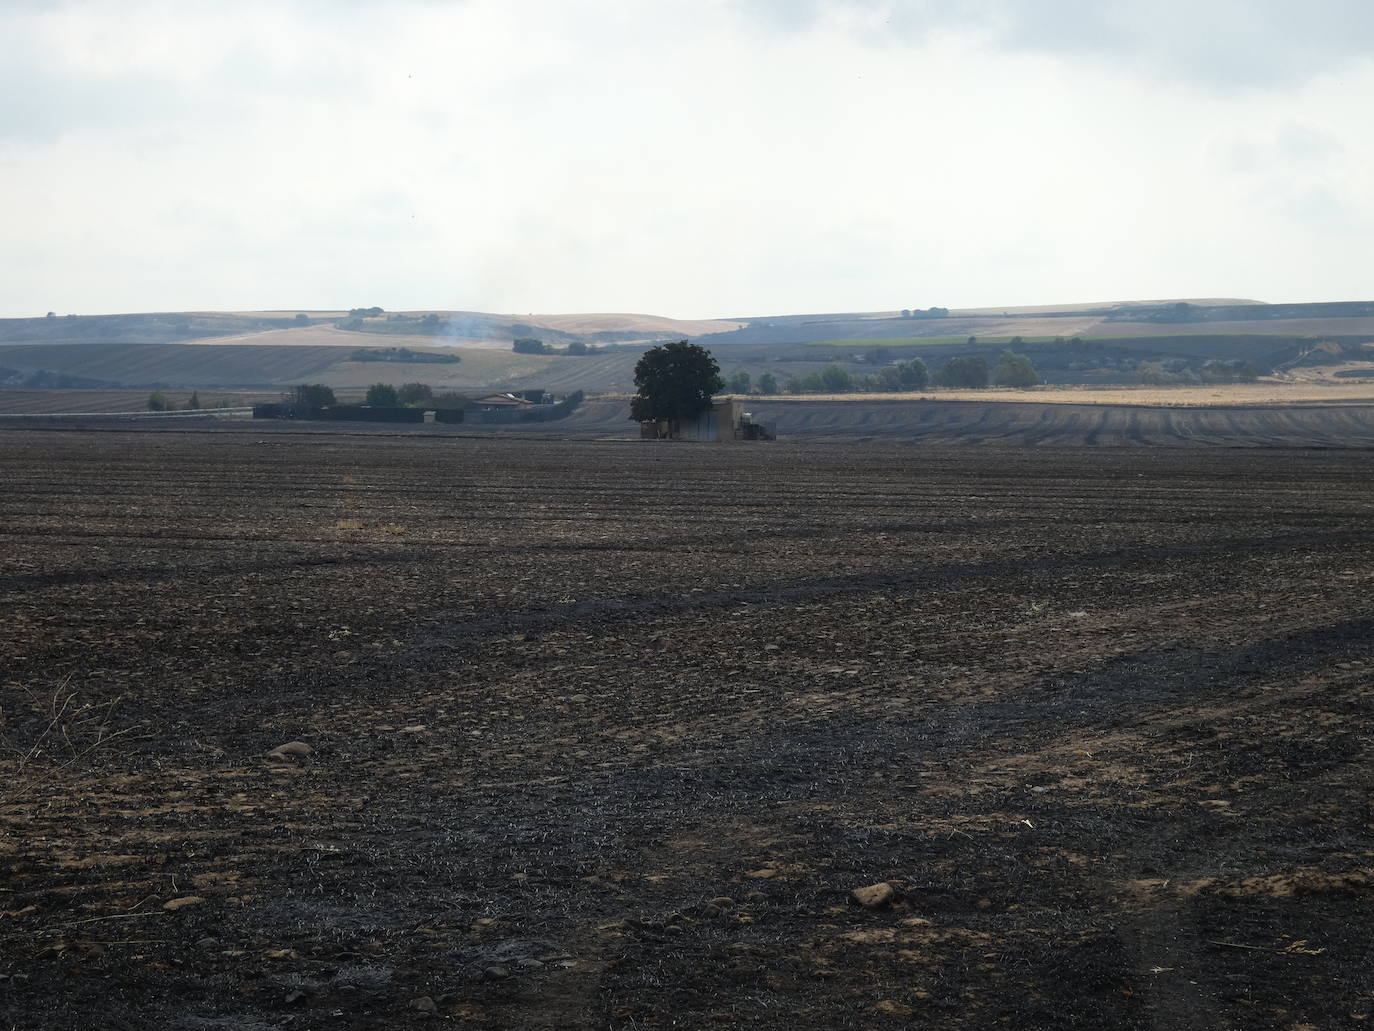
724, 350, 1041, 395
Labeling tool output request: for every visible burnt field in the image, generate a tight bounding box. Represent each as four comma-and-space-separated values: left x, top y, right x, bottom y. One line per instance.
2, 430, 1373, 1030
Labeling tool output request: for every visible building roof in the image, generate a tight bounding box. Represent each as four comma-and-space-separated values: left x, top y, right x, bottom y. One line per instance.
472, 393, 534, 407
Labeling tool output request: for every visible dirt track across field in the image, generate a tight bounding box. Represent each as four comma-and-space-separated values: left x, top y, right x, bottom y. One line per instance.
2, 431, 1373, 1029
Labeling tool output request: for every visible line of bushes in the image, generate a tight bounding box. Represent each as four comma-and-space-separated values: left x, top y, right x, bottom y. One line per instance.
351, 347, 460, 364
781, 351, 1040, 393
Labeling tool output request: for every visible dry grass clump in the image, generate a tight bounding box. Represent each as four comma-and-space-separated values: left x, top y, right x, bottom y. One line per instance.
0, 676, 135, 805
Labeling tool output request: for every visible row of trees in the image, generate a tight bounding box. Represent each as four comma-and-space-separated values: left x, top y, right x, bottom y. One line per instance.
285, 383, 464, 408
628, 343, 1043, 428
1137, 359, 1259, 386
350, 346, 460, 364
146, 390, 243, 411
726, 371, 779, 394
363, 383, 467, 407
147, 390, 202, 411
513, 337, 597, 356
739, 351, 1040, 395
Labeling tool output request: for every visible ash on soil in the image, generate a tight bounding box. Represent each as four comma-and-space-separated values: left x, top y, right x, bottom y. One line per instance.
1, 430, 1372, 1029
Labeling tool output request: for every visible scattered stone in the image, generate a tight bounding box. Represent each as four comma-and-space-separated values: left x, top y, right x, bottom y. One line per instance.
708, 896, 736, 908
266, 741, 313, 763
408, 997, 438, 1013
851, 882, 896, 908
899, 917, 933, 927
195, 936, 221, 949
515, 958, 544, 970
164, 896, 207, 912
401, 725, 427, 734
701, 904, 722, 918
483, 965, 511, 981
744, 892, 768, 903
745, 868, 778, 879
567, 694, 590, 703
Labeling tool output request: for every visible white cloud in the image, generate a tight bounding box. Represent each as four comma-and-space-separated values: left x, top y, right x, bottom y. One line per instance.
2, 0, 1372, 317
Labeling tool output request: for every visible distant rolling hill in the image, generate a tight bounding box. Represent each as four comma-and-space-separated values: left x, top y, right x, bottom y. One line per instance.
0, 343, 352, 388
0, 340, 647, 392
0, 310, 736, 349
3, 298, 1374, 394
696, 299, 1374, 349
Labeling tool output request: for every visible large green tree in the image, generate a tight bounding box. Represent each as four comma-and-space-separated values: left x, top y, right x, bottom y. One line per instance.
365, 383, 400, 406
396, 382, 434, 405
936, 355, 989, 388
630, 341, 723, 423
292, 383, 336, 406
993, 350, 1040, 388
820, 363, 853, 392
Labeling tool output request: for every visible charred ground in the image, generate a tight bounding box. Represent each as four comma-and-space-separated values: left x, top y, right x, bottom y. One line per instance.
1, 431, 1372, 1029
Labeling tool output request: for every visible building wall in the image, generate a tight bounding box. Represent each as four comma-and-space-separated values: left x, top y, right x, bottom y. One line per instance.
640, 399, 745, 441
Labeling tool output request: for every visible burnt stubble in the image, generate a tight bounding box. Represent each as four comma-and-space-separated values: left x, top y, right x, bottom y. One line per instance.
2, 430, 1372, 1029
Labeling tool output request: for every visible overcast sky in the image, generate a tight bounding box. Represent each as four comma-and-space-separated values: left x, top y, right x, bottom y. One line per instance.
3, 0, 1372, 318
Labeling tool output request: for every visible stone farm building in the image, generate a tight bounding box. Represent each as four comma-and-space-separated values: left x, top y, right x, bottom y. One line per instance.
640, 399, 773, 441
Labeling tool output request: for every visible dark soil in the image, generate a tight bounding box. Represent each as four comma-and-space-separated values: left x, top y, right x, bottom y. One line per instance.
1, 430, 1372, 1030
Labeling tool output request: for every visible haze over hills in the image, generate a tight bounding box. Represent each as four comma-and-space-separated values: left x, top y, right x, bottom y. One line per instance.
2, 297, 1374, 395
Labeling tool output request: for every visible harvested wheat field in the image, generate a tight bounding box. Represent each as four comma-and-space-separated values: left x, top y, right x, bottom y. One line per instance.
2, 430, 1373, 1029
